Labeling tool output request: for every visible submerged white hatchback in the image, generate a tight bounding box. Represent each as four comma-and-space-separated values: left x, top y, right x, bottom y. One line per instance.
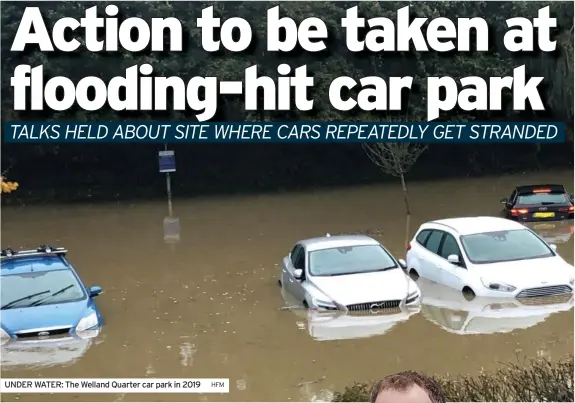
406, 216, 575, 299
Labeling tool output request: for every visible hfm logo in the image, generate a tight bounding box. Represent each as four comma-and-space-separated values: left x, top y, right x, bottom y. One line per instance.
211, 381, 225, 388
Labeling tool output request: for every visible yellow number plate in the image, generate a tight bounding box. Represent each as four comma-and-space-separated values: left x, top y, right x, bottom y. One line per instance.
533, 212, 555, 218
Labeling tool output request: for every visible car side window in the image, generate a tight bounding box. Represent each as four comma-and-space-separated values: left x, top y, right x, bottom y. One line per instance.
416, 230, 431, 245
294, 249, 306, 270
509, 190, 517, 204
439, 234, 461, 260
290, 245, 303, 266
424, 230, 444, 255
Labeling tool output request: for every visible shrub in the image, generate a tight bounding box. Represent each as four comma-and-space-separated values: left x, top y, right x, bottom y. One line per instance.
333, 355, 574, 402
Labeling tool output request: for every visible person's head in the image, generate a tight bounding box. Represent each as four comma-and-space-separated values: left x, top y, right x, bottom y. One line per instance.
370, 370, 446, 403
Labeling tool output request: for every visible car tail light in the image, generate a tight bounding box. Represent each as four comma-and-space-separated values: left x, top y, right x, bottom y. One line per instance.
570, 206, 574, 212
511, 208, 528, 215
407, 242, 412, 251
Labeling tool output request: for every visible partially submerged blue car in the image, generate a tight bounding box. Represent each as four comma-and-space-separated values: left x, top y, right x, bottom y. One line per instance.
1, 246, 103, 343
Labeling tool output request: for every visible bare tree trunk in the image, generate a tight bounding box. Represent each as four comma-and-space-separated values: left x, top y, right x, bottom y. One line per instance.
404, 213, 411, 250
399, 172, 411, 216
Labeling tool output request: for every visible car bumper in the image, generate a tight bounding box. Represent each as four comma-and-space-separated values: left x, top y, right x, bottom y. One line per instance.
1, 331, 99, 369
477, 284, 574, 299
516, 213, 573, 222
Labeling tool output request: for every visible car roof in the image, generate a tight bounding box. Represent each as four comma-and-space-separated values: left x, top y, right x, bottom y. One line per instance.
297, 235, 380, 252
515, 184, 565, 194
1, 255, 71, 276
425, 216, 526, 236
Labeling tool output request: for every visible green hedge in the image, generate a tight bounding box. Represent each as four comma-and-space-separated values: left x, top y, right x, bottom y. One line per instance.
333, 356, 574, 402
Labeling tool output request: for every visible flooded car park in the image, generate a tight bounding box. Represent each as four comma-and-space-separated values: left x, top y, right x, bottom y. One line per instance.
1, 171, 573, 402
525, 220, 575, 245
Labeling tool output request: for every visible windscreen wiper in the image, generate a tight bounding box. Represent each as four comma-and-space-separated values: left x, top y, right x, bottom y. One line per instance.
29, 285, 74, 307
1, 290, 50, 310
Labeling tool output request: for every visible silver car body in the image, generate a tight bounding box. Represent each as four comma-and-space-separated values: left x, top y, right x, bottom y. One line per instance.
279, 235, 421, 311
281, 287, 420, 341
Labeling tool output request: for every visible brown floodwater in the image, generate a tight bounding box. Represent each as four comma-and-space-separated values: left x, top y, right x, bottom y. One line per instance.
1, 171, 573, 401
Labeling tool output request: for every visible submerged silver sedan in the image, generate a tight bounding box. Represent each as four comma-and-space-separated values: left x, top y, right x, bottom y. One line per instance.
279, 234, 421, 311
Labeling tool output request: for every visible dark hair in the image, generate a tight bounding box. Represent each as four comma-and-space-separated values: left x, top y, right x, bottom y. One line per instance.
370, 370, 446, 403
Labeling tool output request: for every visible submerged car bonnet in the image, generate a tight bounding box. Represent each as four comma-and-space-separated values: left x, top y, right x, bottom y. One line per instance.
478, 257, 574, 289
310, 269, 410, 305
1, 299, 90, 333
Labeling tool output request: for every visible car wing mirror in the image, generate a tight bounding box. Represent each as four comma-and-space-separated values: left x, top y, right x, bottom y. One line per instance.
397, 258, 407, 269
293, 269, 304, 280
89, 285, 102, 297
500, 198, 508, 204
447, 254, 461, 265
549, 244, 558, 251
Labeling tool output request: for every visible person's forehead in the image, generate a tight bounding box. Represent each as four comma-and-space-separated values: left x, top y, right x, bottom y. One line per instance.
374, 384, 433, 403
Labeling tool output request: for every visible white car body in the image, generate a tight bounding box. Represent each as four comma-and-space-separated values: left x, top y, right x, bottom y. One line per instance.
279, 235, 421, 311
418, 278, 574, 335
406, 216, 575, 299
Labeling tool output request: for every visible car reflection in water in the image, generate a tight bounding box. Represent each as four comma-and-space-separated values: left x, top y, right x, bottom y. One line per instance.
281, 287, 420, 341
418, 279, 574, 335
525, 220, 574, 245
0, 329, 100, 370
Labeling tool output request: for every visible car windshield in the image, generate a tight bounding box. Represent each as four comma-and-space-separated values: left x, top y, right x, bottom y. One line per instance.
460, 229, 553, 264
1, 269, 86, 309
308, 245, 398, 276
517, 192, 568, 205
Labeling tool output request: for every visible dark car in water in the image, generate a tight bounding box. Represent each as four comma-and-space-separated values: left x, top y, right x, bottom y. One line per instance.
501, 184, 574, 222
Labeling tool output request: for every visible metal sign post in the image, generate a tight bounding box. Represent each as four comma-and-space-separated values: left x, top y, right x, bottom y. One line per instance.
158, 146, 176, 217
158, 146, 179, 249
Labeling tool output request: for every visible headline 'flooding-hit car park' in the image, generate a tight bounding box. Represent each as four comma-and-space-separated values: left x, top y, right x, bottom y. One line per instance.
1, 183, 574, 382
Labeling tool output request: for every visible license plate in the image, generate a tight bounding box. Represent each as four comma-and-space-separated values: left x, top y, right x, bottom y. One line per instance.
534, 223, 556, 230
533, 212, 555, 218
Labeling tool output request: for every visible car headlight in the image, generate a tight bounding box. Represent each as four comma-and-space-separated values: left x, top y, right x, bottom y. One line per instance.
481, 278, 516, 292
311, 297, 338, 310
405, 290, 420, 304
76, 312, 99, 332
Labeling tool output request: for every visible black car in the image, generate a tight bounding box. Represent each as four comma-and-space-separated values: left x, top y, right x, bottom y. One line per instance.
501, 184, 574, 222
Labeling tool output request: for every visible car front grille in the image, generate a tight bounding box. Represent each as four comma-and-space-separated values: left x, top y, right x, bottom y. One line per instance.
347, 300, 401, 311
517, 285, 573, 299
15, 326, 72, 338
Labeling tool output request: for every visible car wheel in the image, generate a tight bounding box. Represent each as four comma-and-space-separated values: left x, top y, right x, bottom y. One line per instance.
462, 287, 476, 301
409, 269, 419, 281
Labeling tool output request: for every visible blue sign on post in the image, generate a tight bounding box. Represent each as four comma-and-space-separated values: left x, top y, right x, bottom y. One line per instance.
159, 150, 176, 173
